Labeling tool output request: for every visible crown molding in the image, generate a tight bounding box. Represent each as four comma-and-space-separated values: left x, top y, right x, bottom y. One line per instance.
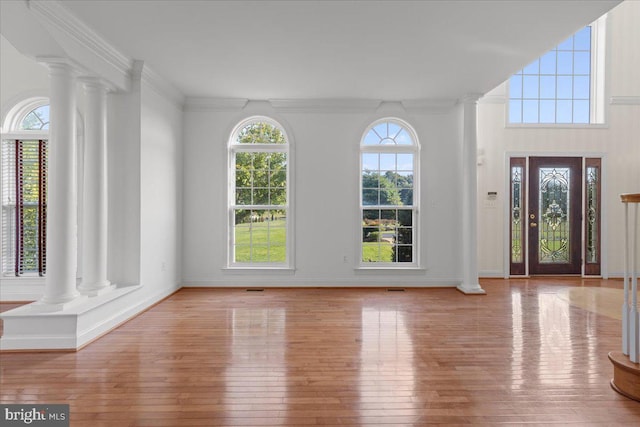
28, 1, 184, 107
401, 98, 458, 113
610, 96, 640, 105
183, 98, 249, 112
269, 99, 382, 113
28, 0, 132, 79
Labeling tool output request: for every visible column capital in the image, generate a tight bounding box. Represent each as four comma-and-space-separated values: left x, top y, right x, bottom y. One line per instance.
36, 56, 81, 75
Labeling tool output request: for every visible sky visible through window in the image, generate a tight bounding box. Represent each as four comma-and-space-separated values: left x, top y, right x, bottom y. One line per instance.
509, 26, 591, 124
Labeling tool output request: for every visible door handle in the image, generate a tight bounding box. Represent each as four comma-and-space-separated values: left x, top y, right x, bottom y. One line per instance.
530, 222, 537, 227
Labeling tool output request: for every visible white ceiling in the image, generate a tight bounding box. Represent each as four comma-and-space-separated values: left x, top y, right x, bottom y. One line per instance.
58, 0, 621, 101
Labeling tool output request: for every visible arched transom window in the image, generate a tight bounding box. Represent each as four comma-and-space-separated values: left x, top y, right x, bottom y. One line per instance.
360, 118, 419, 266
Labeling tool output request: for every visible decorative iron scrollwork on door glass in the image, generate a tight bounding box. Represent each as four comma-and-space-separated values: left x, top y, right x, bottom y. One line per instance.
538, 168, 570, 263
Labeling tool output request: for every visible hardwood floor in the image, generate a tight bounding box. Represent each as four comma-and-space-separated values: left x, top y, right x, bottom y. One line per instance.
1, 278, 640, 426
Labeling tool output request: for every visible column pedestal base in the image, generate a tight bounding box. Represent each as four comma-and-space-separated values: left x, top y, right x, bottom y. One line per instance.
609, 351, 640, 402
456, 285, 486, 295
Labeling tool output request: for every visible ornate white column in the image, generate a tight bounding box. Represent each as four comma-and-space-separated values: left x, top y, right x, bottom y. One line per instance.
38, 59, 84, 306
457, 94, 486, 295
78, 79, 113, 296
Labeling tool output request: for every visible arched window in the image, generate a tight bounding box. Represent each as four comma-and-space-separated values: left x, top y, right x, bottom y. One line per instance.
360, 118, 419, 266
228, 117, 291, 266
1, 99, 50, 276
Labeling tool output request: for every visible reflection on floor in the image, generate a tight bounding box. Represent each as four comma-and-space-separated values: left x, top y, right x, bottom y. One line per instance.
559, 286, 640, 320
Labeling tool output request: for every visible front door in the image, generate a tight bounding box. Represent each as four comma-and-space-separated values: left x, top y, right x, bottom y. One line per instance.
528, 157, 582, 274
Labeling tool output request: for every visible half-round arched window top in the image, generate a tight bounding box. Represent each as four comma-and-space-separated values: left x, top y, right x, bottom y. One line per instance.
19, 105, 49, 131
362, 119, 415, 146
232, 118, 288, 145
2, 96, 49, 133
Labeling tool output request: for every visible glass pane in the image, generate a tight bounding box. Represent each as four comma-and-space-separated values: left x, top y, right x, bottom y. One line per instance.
586, 166, 598, 263
539, 100, 556, 123
363, 130, 380, 145
373, 123, 387, 139
253, 188, 268, 205
362, 189, 378, 205
557, 76, 573, 98
388, 123, 401, 138
574, 26, 591, 50
573, 100, 590, 124
556, 100, 573, 123
573, 76, 590, 99
574, 51, 590, 75
509, 75, 523, 98
362, 153, 378, 170
270, 170, 286, 187
523, 75, 539, 98
558, 36, 574, 51
539, 76, 556, 99
236, 122, 286, 144
397, 154, 413, 172
394, 129, 413, 145
379, 153, 396, 171
396, 246, 412, 263
557, 51, 573, 74
236, 188, 251, 205
523, 59, 539, 75
511, 166, 523, 264
20, 105, 50, 130
252, 169, 268, 187
522, 100, 539, 123
397, 228, 412, 244
269, 188, 286, 206
540, 51, 557, 75
538, 168, 570, 264
398, 209, 412, 226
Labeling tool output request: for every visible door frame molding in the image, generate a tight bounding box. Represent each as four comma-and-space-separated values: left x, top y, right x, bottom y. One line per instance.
503, 152, 608, 278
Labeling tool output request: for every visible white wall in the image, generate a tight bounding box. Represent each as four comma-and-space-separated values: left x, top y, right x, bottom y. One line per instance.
0, 35, 49, 128
182, 101, 465, 287
477, 0, 640, 277
139, 80, 183, 291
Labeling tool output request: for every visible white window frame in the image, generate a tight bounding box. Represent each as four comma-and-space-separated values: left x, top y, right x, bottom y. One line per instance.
227, 116, 293, 269
1, 97, 49, 278
359, 117, 420, 269
507, 15, 608, 127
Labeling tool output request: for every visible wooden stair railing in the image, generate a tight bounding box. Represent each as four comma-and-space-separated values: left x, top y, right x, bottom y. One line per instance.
609, 193, 640, 401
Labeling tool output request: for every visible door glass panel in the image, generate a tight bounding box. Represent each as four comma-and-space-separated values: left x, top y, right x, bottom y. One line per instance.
586, 166, 598, 263
538, 168, 570, 264
511, 165, 523, 264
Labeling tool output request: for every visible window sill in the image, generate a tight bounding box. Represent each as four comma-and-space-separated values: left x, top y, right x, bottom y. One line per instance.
354, 266, 427, 274
506, 123, 609, 129
222, 267, 296, 275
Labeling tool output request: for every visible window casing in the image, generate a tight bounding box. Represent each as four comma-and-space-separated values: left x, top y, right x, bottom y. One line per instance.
228, 117, 291, 267
360, 119, 419, 267
508, 16, 606, 125
1, 102, 49, 276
